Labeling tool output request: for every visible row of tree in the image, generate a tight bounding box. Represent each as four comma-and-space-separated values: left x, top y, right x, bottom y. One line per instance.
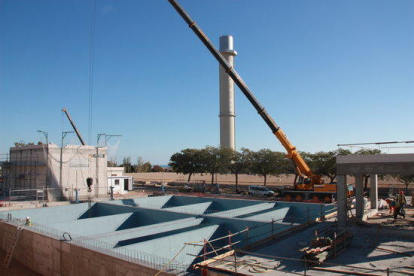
108, 157, 166, 173
169, 146, 414, 192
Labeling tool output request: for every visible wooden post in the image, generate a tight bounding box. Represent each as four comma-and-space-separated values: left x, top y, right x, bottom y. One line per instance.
245, 227, 249, 248
304, 257, 307, 276
320, 205, 324, 220
234, 249, 237, 275
203, 239, 207, 261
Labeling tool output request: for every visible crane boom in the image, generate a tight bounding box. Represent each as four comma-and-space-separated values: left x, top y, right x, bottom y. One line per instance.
167, 0, 315, 181
62, 108, 86, 146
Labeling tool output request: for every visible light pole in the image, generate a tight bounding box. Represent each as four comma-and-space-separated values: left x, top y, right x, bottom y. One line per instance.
37, 130, 49, 192
37, 130, 48, 144
60, 132, 74, 193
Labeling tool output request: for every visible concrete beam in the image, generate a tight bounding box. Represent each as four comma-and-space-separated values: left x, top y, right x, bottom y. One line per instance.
355, 175, 364, 219
337, 175, 348, 228
336, 154, 414, 175
370, 174, 378, 209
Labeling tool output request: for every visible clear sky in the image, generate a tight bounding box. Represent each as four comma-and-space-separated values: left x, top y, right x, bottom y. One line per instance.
1, 0, 413, 165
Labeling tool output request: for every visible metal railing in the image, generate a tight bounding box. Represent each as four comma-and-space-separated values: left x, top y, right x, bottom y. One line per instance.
0, 214, 188, 274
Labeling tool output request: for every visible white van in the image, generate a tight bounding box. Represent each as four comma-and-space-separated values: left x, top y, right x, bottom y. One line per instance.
248, 185, 274, 197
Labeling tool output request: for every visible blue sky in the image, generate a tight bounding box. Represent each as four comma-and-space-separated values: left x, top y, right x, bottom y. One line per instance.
1, 0, 413, 165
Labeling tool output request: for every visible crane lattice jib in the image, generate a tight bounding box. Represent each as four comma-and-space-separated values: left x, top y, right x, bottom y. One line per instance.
168, 0, 314, 178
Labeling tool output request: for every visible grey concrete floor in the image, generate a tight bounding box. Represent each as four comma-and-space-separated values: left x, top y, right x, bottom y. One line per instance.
207, 222, 414, 275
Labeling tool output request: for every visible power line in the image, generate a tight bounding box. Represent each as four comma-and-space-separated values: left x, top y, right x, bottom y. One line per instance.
88, 0, 96, 146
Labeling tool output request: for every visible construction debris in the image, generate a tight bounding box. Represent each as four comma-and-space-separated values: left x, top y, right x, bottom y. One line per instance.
302, 228, 353, 266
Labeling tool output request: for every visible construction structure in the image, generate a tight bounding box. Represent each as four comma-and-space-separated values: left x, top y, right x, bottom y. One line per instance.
0, 195, 334, 275
1, 144, 108, 201
336, 153, 414, 227
219, 35, 237, 150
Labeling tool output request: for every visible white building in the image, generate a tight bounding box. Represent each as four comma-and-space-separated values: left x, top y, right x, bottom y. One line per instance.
3, 144, 108, 200
107, 167, 133, 195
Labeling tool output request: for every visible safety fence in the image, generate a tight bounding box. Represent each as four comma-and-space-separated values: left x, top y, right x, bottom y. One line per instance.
0, 214, 189, 274
1, 187, 112, 207
208, 249, 401, 275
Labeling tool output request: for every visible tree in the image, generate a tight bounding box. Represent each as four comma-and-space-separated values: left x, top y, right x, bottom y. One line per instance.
200, 146, 234, 184
396, 175, 414, 195
152, 165, 165, 172
169, 149, 204, 182
309, 148, 352, 183
107, 158, 118, 167
250, 149, 285, 186
229, 148, 251, 192
142, 162, 152, 172
122, 157, 134, 173
135, 157, 144, 172
354, 149, 382, 190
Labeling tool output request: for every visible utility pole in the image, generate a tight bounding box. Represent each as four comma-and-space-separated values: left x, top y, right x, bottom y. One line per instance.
38, 130, 49, 190
60, 131, 74, 196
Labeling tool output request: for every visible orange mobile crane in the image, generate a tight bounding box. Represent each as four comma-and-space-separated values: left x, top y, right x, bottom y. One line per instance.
168, 0, 352, 202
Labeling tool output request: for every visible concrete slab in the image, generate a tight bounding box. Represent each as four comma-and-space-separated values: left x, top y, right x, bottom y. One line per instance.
0, 203, 92, 225
90, 217, 204, 244
337, 153, 414, 175
112, 195, 172, 209
163, 202, 212, 214
243, 207, 291, 222
118, 224, 220, 266
50, 212, 134, 236
211, 203, 276, 218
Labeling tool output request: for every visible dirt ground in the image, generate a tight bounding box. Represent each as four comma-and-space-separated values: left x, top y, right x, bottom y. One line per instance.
367, 204, 414, 230
127, 172, 407, 188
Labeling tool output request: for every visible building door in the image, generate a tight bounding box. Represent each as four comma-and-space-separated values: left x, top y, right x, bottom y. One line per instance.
124, 179, 129, 191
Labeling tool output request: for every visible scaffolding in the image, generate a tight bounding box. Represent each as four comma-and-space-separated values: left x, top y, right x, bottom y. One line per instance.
0, 152, 47, 194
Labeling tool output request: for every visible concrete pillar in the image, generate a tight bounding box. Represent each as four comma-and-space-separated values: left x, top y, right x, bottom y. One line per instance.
370, 174, 378, 209
337, 174, 348, 228
355, 174, 364, 219
219, 35, 237, 150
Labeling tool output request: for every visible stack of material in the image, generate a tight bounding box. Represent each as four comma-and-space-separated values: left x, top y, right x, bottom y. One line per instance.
302, 228, 353, 266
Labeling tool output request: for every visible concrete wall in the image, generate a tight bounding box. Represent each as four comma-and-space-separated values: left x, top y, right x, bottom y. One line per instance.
5, 144, 108, 200
0, 222, 173, 276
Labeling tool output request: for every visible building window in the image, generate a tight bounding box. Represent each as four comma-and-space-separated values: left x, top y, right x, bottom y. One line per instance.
115, 179, 120, 185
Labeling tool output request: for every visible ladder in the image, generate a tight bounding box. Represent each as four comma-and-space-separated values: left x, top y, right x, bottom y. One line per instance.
2, 223, 24, 269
